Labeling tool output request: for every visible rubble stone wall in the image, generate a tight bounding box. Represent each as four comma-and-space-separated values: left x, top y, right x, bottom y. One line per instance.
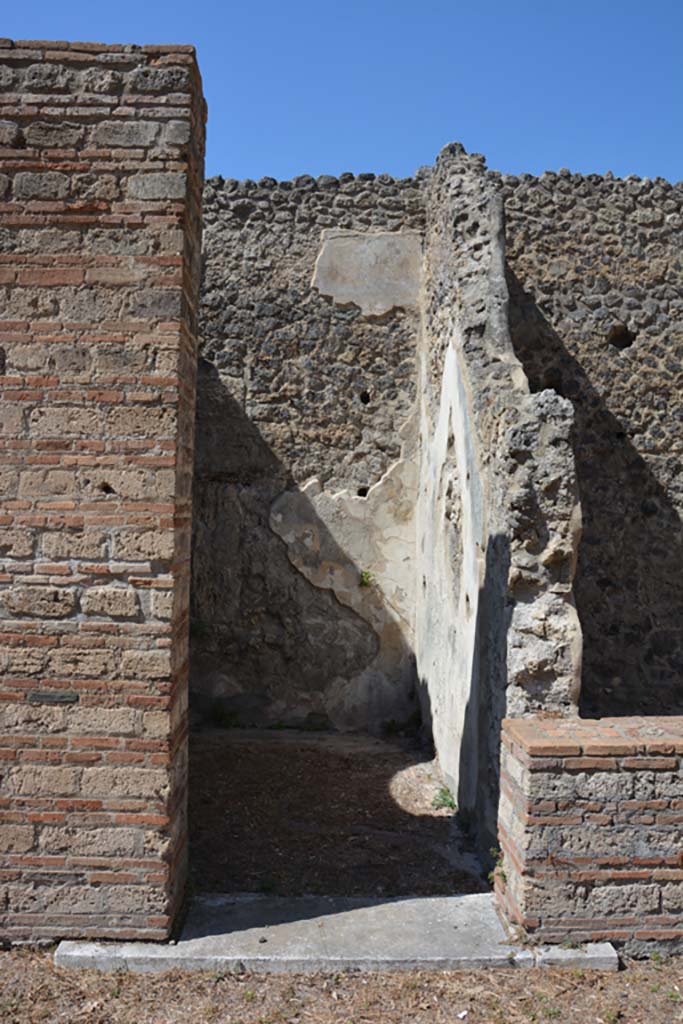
193, 173, 426, 732
417, 147, 582, 847
0, 39, 205, 941
502, 170, 683, 717
498, 715, 683, 955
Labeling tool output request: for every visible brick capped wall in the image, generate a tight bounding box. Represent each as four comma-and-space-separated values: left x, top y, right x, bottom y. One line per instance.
0, 40, 205, 941
497, 716, 683, 956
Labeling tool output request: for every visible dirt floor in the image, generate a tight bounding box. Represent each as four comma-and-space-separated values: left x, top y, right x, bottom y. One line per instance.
2, 950, 683, 1023
189, 729, 486, 896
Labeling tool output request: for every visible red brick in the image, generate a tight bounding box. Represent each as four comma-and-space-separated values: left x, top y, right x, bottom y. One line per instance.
17, 268, 84, 286
563, 756, 619, 771
583, 741, 640, 756
622, 756, 678, 771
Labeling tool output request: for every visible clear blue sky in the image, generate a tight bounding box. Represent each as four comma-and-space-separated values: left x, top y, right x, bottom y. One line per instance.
5, 1, 683, 182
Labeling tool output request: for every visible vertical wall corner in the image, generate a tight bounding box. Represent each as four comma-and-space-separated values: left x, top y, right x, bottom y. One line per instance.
416, 146, 582, 852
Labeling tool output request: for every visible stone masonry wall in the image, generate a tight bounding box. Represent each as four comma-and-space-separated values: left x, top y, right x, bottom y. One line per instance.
0, 40, 205, 941
193, 173, 426, 732
501, 171, 683, 717
417, 146, 582, 847
498, 716, 683, 956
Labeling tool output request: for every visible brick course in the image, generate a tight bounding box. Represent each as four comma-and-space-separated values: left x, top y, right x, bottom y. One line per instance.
0, 40, 205, 941
497, 716, 683, 955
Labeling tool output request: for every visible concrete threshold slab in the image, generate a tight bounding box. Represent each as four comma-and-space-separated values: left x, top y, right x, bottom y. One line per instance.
54, 893, 618, 974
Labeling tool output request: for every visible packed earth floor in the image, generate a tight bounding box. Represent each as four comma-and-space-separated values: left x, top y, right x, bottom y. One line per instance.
188, 730, 486, 897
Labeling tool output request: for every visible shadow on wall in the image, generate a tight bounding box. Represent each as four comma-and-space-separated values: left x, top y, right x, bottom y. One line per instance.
456, 533, 510, 864
508, 272, 683, 717
190, 358, 419, 736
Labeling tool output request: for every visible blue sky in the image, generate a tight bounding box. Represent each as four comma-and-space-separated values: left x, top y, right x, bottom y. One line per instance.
4, 1, 683, 182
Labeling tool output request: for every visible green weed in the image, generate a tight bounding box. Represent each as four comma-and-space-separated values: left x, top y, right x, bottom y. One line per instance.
432, 785, 456, 810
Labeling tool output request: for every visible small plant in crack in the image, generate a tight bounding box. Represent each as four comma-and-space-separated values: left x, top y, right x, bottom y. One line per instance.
432, 785, 456, 811
488, 845, 507, 885
359, 569, 374, 588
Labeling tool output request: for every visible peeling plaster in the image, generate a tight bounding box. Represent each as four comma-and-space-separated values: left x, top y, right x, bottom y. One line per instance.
312, 229, 422, 316
269, 434, 418, 733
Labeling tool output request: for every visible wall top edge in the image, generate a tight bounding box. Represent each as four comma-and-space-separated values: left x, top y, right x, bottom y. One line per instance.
503, 715, 683, 757
0, 38, 198, 58
204, 171, 429, 194
206, 162, 683, 196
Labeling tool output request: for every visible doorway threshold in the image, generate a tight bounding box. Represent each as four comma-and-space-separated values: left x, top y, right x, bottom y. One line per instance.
54, 892, 618, 973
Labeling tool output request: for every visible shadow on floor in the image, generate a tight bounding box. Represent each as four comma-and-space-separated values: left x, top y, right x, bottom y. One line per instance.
177, 890, 503, 952
189, 729, 488, 905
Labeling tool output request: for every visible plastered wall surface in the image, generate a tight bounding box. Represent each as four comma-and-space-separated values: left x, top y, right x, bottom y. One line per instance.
0, 39, 205, 940
502, 170, 683, 717
192, 173, 426, 731
417, 147, 582, 844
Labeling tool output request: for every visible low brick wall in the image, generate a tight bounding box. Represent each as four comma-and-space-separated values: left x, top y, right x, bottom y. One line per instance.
0, 40, 205, 941
497, 716, 683, 955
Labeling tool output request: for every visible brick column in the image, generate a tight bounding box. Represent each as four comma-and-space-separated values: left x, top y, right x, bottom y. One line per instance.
0, 40, 205, 941
497, 716, 683, 956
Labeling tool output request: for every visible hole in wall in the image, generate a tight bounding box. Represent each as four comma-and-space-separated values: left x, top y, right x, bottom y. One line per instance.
607, 323, 636, 351
232, 201, 255, 223
527, 366, 564, 397
99, 482, 115, 495
359, 390, 371, 405
0, 347, 5, 375
357, 486, 369, 498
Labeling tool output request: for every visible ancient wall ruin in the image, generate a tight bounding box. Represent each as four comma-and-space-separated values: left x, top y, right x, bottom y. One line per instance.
193, 172, 426, 732
0, 39, 205, 940
0, 36, 681, 952
498, 716, 683, 955
416, 146, 581, 846
502, 170, 683, 717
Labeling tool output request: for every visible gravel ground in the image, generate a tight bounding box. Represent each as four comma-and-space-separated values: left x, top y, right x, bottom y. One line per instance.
1, 950, 683, 1023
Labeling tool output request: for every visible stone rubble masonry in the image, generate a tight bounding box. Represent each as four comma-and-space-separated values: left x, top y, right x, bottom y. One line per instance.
417, 146, 582, 848
194, 170, 426, 729
500, 168, 683, 718
497, 715, 683, 956
0, 39, 206, 941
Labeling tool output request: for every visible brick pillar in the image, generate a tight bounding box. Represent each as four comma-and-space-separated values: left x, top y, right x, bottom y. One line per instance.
497, 716, 683, 956
0, 40, 205, 941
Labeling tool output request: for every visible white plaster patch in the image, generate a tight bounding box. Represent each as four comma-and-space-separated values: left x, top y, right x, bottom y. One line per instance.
415, 335, 486, 808
269, 456, 418, 732
312, 229, 422, 316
